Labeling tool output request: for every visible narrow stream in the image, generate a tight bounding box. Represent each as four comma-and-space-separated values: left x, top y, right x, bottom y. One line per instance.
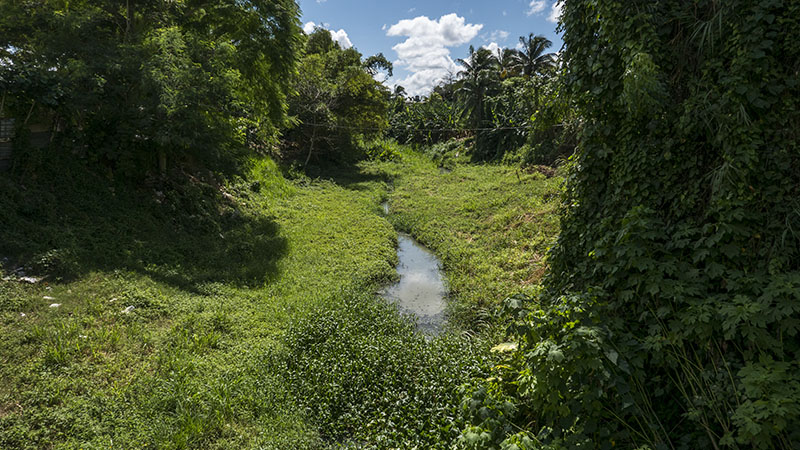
381, 233, 448, 334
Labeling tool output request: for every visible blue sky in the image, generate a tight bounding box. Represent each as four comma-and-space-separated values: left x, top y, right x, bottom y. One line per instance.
298, 0, 563, 96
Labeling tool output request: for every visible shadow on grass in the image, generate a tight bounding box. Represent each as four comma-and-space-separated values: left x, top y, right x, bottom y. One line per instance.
302, 158, 393, 191
0, 166, 288, 292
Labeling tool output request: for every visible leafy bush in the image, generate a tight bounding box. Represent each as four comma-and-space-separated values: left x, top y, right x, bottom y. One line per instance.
283, 290, 492, 449
462, 0, 800, 448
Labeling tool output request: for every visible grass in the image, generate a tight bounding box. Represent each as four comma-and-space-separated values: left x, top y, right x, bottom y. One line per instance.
0, 157, 398, 448
0, 144, 562, 448
362, 147, 564, 329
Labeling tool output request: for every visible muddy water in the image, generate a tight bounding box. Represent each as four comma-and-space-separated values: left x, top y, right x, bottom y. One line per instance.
382, 233, 447, 334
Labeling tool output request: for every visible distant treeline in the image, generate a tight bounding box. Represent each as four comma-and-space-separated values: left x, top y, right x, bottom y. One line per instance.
388, 35, 577, 165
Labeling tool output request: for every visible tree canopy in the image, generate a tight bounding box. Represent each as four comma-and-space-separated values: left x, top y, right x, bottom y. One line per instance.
0, 0, 302, 177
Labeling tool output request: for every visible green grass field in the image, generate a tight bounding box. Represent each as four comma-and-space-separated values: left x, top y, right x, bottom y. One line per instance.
364, 149, 563, 330
0, 147, 561, 448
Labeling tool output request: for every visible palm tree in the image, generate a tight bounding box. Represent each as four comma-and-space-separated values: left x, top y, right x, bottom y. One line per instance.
456, 45, 498, 128
496, 48, 523, 79
517, 33, 556, 77
517, 34, 557, 109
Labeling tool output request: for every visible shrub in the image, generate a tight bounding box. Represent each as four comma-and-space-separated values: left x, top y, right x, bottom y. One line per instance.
462, 0, 800, 448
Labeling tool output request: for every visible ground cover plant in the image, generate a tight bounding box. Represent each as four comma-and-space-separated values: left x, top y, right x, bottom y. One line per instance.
362, 147, 563, 330
0, 141, 567, 448
0, 155, 401, 448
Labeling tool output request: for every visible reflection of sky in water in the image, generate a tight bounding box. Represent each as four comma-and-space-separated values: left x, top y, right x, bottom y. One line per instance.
382, 234, 447, 330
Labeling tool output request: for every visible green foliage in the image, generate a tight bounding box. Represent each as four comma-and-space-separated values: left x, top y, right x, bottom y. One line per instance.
0, 0, 302, 177
389, 91, 462, 147
463, 0, 800, 448
0, 154, 402, 448
284, 290, 491, 448
363, 147, 563, 329
285, 29, 390, 166
388, 36, 568, 163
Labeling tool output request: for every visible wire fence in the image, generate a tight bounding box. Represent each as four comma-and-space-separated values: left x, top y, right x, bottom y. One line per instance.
297, 122, 554, 133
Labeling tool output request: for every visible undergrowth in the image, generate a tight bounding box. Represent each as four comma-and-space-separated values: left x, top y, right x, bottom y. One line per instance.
362, 147, 563, 330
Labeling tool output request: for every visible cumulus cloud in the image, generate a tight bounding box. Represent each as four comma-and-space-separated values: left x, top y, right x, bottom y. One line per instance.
302, 21, 353, 49
483, 42, 502, 55
387, 13, 483, 96
490, 30, 510, 42
548, 1, 563, 23
330, 29, 353, 49
527, 0, 546, 16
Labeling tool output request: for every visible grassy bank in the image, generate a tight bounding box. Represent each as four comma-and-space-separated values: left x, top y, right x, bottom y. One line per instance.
363, 148, 563, 329
0, 158, 401, 448
1, 146, 562, 448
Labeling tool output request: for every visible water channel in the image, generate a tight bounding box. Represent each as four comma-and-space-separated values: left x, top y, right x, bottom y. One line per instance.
381, 233, 448, 334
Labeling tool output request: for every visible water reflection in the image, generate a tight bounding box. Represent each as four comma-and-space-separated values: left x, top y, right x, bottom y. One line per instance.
382, 233, 447, 334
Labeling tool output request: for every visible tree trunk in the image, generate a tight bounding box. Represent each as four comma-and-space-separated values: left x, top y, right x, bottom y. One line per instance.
158, 150, 167, 177
125, 0, 133, 41
304, 125, 317, 170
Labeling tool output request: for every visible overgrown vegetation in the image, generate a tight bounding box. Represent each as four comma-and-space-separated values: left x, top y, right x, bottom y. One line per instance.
0, 0, 301, 178
388, 35, 577, 165
364, 148, 563, 330
461, 1, 800, 448
3, 0, 797, 448
283, 28, 392, 167
0, 155, 401, 448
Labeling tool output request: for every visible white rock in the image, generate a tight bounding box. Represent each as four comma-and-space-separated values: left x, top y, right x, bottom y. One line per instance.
19, 276, 42, 284
49, 303, 61, 308
121, 305, 135, 314
43, 296, 56, 300
20, 313, 26, 318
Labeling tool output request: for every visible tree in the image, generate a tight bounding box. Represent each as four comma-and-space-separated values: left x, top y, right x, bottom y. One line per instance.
462, 0, 800, 448
456, 46, 498, 129
363, 53, 393, 78
496, 48, 523, 80
516, 34, 556, 78
286, 32, 390, 166
0, 0, 302, 177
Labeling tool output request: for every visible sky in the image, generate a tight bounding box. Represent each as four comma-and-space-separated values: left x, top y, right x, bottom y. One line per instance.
298, 0, 564, 97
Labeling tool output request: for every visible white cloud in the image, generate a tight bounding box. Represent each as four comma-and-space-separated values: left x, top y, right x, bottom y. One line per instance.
483, 42, 502, 55
303, 21, 352, 49
490, 30, 510, 42
527, 0, 546, 16
387, 13, 483, 96
330, 29, 353, 49
547, 1, 563, 23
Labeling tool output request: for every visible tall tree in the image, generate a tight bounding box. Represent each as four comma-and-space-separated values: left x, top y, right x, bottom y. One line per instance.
286, 30, 390, 166
496, 48, 523, 79
0, 0, 302, 177
456, 45, 498, 128
516, 33, 556, 78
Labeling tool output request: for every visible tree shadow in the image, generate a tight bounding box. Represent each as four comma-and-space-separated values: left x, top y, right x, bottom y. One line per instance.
0, 169, 288, 293
302, 158, 393, 191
